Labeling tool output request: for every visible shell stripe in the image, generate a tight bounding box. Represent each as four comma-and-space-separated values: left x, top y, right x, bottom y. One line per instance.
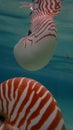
33, 0, 61, 15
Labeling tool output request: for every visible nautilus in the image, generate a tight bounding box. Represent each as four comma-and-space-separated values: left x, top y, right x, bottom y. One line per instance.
14, 0, 62, 71
0, 77, 65, 130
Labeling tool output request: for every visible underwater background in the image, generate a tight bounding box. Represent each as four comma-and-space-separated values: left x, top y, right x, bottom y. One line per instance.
0, 0, 73, 129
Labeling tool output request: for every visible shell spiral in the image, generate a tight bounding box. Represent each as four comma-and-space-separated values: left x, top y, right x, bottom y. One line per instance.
0, 77, 65, 130
14, 0, 62, 71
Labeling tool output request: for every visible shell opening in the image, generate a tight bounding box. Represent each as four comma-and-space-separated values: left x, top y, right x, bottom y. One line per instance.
0, 114, 6, 128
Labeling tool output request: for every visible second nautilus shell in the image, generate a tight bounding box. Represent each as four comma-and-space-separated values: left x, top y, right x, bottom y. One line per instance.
14, 0, 62, 71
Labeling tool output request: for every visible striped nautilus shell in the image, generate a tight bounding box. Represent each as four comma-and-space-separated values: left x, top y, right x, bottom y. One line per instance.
14, 0, 62, 71
0, 77, 65, 130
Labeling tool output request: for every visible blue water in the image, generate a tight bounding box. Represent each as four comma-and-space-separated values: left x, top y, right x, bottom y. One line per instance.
0, 0, 73, 129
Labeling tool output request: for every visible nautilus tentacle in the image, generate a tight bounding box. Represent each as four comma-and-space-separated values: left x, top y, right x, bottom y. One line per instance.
0, 77, 65, 130
20, 2, 34, 10
14, 0, 62, 71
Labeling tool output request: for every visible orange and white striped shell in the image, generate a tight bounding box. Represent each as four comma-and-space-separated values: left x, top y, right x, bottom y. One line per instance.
0, 77, 65, 130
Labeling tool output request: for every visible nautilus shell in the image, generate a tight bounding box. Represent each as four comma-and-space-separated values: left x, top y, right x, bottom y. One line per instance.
14, 0, 62, 71
0, 77, 65, 130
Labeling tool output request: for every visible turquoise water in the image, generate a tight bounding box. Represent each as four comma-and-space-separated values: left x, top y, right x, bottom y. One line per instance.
0, 0, 73, 129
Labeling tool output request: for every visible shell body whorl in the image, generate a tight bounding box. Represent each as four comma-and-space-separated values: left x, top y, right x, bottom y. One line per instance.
0, 77, 65, 130
14, 15, 57, 71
